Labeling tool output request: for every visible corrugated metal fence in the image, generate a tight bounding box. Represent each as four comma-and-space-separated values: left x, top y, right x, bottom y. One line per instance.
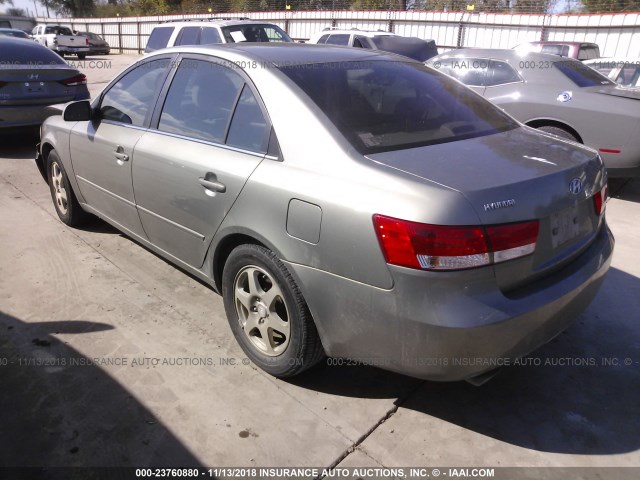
36, 10, 640, 57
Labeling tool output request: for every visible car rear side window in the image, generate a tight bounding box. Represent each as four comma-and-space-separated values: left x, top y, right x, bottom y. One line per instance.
326, 34, 350, 46
555, 60, 614, 87
200, 27, 222, 45
280, 60, 518, 155
175, 26, 200, 46
488, 60, 522, 86
317, 34, 330, 44
100, 59, 170, 127
158, 59, 244, 144
145, 27, 174, 53
226, 85, 269, 153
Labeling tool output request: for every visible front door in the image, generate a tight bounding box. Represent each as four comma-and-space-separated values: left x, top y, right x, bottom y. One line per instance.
70, 57, 172, 238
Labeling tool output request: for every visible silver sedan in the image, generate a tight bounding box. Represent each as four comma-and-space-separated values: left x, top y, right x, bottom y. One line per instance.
37, 44, 613, 383
429, 49, 640, 177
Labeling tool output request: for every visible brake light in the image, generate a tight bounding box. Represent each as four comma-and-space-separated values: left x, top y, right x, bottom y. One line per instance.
593, 184, 608, 216
60, 74, 87, 86
373, 214, 539, 271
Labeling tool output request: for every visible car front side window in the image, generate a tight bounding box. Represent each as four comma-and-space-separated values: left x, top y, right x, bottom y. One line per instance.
158, 59, 244, 144
100, 59, 170, 127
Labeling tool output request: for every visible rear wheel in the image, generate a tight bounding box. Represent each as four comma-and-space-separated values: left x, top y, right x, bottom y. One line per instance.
222, 244, 324, 377
536, 125, 579, 142
47, 150, 87, 227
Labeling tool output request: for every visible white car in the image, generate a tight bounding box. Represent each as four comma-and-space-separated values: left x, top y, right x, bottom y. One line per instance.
307, 28, 438, 62
145, 18, 293, 53
584, 58, 640, 87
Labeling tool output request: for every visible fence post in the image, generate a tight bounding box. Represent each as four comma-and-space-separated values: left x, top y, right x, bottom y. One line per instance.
118, 20, 122, 54
456, 12, 466, 48
137, 21, 141, 54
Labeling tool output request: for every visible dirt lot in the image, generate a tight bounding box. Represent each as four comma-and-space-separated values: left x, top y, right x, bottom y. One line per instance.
0, 53, 639, 478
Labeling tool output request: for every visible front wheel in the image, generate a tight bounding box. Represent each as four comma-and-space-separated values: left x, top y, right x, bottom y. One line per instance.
222, 244, 325, 377
47, 150, 87, 227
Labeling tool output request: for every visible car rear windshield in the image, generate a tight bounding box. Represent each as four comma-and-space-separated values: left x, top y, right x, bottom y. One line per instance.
45, 26, 73, 35
555, 60, 614, 87
0, 43, 66, 65
279, 60, 518, 155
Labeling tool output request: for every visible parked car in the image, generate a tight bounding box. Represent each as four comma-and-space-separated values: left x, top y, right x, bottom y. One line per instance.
144, 19, 293, 53
584, 58, 640, 87
428, 49, 640, 177
0, 37, 89, 130
77, 31, 110, 55
0, 27, 30, 39
37, 44, 613, 383
31, 24, 89, 59
514, 41, 600, 61
308, 28, 438, 62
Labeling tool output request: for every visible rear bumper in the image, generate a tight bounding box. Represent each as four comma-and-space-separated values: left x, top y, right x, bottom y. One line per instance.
290, 223, 614, 381
0, 104, 63, 128
55, 47, 90, 54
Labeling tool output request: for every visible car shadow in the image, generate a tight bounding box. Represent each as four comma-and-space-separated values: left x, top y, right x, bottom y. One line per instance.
0, 129, 40, 160
0, 311, 203, 471
287, 267, 640, 456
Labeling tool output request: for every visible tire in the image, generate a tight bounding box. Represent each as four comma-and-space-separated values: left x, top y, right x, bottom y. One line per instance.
77, 53, 86, 60
222, 244, 325, 377
536, 125, 579, 142
46, 150, 87, 227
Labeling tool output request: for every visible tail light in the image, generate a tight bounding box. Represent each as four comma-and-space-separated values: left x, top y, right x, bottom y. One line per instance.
85, 37, 89, 46
60, 74, 87, 86
593, 184, 608, 216
373, 214, 539, 271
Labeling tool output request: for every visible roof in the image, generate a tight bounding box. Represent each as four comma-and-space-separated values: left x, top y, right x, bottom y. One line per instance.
521, 41, 599, 47
150, 42, 415, 66
158, 19, 280, 28
318, 28, 397, 37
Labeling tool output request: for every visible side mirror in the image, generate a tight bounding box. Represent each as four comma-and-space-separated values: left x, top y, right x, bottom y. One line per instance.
63, 100, 92, 122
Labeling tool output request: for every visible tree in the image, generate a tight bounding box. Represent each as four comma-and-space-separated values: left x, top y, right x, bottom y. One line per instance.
0, 0, 14, 5
6, 6, 26, 14
580, 0, 640, 12
43, 0, 95, 16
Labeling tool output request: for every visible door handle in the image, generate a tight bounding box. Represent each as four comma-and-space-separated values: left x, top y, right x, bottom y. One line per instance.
113, 145, 129, 163
198, 177, 226, 193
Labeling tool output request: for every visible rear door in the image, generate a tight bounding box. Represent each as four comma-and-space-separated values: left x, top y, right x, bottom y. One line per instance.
70, 56, 174, 238
131, 56, 270, 268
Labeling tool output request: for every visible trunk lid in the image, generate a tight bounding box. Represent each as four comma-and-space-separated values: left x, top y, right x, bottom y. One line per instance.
367, 126, 606, 291
0, 66, 82, 105
587, 84, 640, 101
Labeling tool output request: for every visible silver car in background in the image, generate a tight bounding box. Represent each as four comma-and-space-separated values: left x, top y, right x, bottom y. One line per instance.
429, 49, 640, 177
584, 57, 640, 87
0, 37, 90, 129
37, 44, 613, 383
